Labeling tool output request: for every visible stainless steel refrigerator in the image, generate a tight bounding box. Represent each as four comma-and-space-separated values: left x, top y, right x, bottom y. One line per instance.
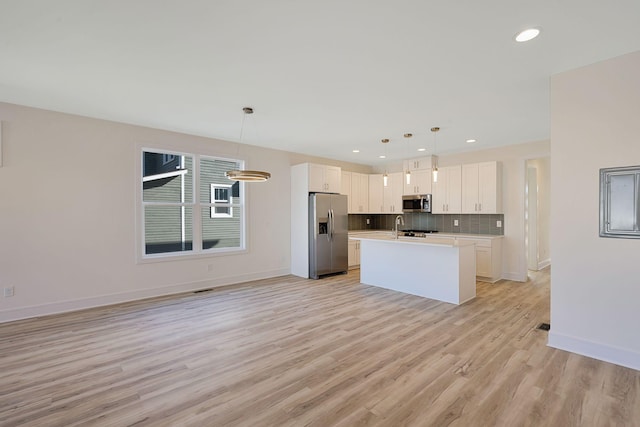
309, 193, 348, 279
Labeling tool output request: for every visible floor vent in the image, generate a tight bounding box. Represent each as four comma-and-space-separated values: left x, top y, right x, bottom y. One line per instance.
193, 288, 214, 294
537, 322, 551, 331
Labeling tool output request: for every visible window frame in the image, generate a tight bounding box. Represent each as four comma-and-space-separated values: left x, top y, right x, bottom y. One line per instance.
210, 183, 233, 218
137, 147, 247, 262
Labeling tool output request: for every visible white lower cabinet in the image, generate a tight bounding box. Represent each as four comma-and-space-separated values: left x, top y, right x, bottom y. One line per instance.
456, 237, 503, 282
475, 246, 492, 278
420, 235, 503, 282
348, 240, 361, 268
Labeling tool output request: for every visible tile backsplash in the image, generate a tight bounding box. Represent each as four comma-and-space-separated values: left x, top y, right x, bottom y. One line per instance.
348, 212, 504, 235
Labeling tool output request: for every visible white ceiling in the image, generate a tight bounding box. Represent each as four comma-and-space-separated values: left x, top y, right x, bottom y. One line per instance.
1, 1, 640, 166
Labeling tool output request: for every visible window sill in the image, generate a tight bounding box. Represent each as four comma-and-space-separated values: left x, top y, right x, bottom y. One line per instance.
136, 247, 248, 264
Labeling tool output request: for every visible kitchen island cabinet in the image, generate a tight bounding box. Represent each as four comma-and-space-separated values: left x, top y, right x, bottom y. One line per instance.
351, 235, 476, 305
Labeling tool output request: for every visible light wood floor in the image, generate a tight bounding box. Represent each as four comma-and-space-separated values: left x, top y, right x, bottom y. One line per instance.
1, 269, 639, 426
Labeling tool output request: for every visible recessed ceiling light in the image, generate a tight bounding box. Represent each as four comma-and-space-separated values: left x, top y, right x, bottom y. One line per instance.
352, 149, 360, 153
466, 139, 477, 143
379, 155, 386, 159
417, 148, 426, 152
514, 27, 541, 42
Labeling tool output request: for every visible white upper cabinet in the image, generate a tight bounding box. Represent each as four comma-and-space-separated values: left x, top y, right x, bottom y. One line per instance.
341, 171, 352, 196
308, 163, 341, 193
368, 174, 384, 213
383, 172, 404, 213
341, 171, 352, 212
351, 172, 369, 213
461, 161, 502, 214
342, 171, 369, 213
370, 173, 403, 213
403, 156, 435, 172
432, 165, 462, 214
403, 169, 432, 195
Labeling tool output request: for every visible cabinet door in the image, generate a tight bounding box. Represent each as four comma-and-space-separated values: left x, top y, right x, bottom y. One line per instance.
432, 168, 447, 214
447, 165, 462, 213
403, 169, 415, 195
462, 163, 480, 213
390, 172, 403, 213
341, 172, 352, 212
414, 169, 432, 195
308, 164, 326, 192
403, 169, 431, 195
407, 156, 433, 171
432, 166, 461, 213
368, 174, 384, 213
478, 162, 498, 213
348, 240, 358, 267
325, 166, 342, 193
356, 173, 369, 213
383, 172, 403, 213
476, 247, 492, 277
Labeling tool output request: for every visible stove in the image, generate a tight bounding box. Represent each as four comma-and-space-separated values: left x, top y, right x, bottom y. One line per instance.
400, 229, 439, 237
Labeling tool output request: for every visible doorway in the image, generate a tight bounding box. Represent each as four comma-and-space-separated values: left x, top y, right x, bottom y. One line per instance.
525, 157, 551, 275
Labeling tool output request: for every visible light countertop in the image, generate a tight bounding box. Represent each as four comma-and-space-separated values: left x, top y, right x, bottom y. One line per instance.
350, 234, 475, 248
348, 230, 504, 240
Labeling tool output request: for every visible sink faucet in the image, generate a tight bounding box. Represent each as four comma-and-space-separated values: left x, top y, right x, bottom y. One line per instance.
394, 215, 405, 239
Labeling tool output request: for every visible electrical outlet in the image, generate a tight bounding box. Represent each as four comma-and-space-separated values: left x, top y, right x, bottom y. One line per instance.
453, 219, 459, 226
4, 286, 14, 297
366, 218, 370, 225
497, 220, 502, 228
207, 264, 214, 272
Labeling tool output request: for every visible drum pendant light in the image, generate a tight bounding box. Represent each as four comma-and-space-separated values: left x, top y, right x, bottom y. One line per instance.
225, 107, 271, 182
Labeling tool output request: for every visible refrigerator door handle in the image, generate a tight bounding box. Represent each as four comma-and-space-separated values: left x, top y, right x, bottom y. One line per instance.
327, 210, 332, 242
329, 209, 334, 241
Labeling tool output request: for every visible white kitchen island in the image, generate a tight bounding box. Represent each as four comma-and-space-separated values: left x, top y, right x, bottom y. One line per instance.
351, 234, 477, 305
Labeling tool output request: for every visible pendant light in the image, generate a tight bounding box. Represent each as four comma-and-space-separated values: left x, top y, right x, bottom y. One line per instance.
404, 133, 412, 185
431, 127, 440, 183
381, 138, 389, 187
225, 107, 271, 182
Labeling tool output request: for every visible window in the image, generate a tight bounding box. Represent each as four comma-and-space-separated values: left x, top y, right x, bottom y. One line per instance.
211, 184, 233, 218
162, 153, 176, 165
141, 149, 245, 257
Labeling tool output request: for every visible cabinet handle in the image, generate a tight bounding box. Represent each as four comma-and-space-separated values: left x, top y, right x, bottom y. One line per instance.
479, 203, 482, 211
475, 203, 478, 212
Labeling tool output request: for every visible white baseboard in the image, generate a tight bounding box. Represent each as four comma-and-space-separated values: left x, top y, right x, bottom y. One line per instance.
0, 268, 290, 323
501, 271, 527, 282
537, 258, 551, 270
548, 331, 640, 372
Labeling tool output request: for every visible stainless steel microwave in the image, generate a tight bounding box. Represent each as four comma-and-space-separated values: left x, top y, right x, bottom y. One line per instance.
402, 194, 432, 213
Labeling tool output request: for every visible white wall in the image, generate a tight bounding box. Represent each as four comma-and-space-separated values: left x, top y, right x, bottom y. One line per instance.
434, 141, 550, 282
0, 102, 368, 322
550, 51, 640, 370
